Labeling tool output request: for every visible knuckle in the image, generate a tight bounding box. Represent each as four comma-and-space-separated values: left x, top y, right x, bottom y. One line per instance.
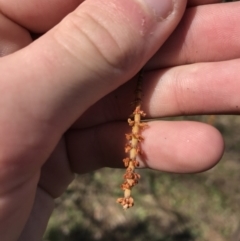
54, 9, 137, 72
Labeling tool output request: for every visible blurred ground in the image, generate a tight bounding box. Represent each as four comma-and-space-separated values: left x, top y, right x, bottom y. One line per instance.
43, 115, 240, 241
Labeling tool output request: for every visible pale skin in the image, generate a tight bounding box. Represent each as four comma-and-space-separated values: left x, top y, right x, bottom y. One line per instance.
0, 0, 239, 240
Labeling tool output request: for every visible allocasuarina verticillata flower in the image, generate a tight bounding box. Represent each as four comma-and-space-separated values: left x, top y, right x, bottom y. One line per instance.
117, 69, 147, 209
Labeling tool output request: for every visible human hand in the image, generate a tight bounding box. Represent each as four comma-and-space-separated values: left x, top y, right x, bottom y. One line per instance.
0, 0, 191, 240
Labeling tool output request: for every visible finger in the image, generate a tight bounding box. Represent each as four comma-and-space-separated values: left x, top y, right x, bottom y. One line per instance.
148, 1, 240, 69
187, 0, 222, 7
0, 0, 84, 32
18, 188, 54, 241
66, 121, 224, 174
38, 137, 75, 198
0, 13, 32, 56
19, 139, 74, 240
143, 59, 240, 117
0, 0, 187, 239
77, 58, 240, 126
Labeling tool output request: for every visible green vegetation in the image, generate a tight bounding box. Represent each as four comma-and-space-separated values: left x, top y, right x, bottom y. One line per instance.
43, 115, 240, 241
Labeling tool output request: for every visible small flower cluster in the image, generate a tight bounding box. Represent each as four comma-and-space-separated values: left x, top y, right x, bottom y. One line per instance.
117, 70, 146, 209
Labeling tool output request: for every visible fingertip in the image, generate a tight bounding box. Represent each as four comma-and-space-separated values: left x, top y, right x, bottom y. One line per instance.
189, 122, 224, 172
141, 121, 224, 173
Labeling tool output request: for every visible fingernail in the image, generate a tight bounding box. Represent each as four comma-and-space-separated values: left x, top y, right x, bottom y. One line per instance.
143, 0, 174, 20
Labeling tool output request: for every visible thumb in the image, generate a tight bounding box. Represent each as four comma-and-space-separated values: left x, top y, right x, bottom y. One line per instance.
1, 0, 187, 134
0, 0, 187, 240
